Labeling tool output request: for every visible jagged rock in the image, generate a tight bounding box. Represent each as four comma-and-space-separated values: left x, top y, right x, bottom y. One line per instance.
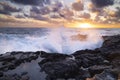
0, 35, 119, 80
0, 72, 3, 77
93, 70, 118, 80
21, 72, 28, 76
21, 75, 29, 80
0, 56, 16, 62
72, 50, 104, 68
39, 59, 80, 80
0, 74, 21, 80
88, 65, 112, 77
40, 51, 70, 60
100, 35, 120, 58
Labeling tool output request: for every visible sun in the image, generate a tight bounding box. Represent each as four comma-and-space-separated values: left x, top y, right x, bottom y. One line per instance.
79, 23, 93, 28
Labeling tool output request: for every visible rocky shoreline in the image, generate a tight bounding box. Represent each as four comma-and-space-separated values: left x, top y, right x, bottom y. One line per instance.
0, 35, 120, 80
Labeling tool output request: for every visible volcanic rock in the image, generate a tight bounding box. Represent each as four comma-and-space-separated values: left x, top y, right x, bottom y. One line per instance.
93, 70, 118, 80
0, 35, 119, 80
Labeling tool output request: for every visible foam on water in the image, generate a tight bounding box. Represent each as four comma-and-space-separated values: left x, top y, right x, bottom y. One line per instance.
0, 28, 105, 54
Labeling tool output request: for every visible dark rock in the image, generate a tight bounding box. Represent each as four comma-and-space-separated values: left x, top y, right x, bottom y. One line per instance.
21, 75, 30, 80
40, 51, 70, 59
88, 65, 112, 77
35, 51, 41, 56
0, 72, 3, 77
0, 56, 16, 62
93, 70, 118, 80
100, 35, 120, 58
21, 72, 28, 76
39, 59, 80, 79
72, 50, 104, 68
10, 51, 24, 55
77, 68, 91, 80
8, 64, 16, 70
0, 74, 21, 80
0, 35, 119, 80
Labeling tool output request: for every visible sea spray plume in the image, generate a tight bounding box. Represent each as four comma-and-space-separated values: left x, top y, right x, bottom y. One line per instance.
0, 28, 103, 54
42, 28, 103, 54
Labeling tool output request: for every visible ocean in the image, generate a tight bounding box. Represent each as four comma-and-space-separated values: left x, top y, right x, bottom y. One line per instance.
0, 27, 120, 54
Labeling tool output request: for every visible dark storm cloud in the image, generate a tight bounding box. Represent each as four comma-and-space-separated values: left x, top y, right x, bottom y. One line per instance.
26, 11, 49, 21
0, 2, 21, 15
59, 8, 74, 20
50, 14, 61, 19
91, 0, 114, 8
72, 1, 83, 11
30, 1, 63, 17
90, 6, 102, 13
30, 7, 40, 14
115, 7, 120, 18
11, 0, 50, 5
30, 6, 50, 15
51, 1, 63, 12
25, 1, 63, 21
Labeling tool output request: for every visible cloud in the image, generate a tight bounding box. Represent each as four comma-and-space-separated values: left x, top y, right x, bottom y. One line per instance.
29, 1, 64, 21
27, 11, 49, 21
0, 2, 21, 15
59, 8, 74, 20
30, 6, 50, 15
0, 14, 54, 27
12, 0, 50, 5
0, 0, 119, 27
72, 1, 83, 11
50, 1, 63, 12
80, 13, 91, 19
91, 0, 114, 8
14, 13, 25, 18
50, 14, 61, 19
115, 7, 120, 18
89, 4, 102, 13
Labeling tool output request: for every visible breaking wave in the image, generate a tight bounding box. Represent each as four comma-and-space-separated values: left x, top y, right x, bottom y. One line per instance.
0, 28, 106, 54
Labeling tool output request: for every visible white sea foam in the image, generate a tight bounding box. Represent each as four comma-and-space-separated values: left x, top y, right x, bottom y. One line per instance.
0, 28, 105, 54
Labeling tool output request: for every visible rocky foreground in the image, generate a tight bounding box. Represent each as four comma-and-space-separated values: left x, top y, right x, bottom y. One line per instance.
0, 35, 120, 80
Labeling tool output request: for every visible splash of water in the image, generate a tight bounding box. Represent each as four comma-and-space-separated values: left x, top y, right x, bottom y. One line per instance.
0, 28, 103, 54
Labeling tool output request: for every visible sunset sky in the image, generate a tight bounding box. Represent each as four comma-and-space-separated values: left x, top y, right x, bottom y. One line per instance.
0, 0, 120, 28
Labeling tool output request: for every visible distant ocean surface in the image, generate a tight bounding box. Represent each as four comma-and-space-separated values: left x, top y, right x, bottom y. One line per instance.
0, 27, 120, 54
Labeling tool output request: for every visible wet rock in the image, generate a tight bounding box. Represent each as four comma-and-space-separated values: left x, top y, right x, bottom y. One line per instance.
39, 59, 80, 80
21, 72, 28, 76
88, 65, 112, 77
21, 75, 29, 80
8, 64, 16, 70
72, 50, 104, 68
77, 68, 91, 80
93, 70, 118, 80
0, 56, 16, 62
111, 57, 120, 74
35, 51, 41, 56
10, 51, 24, 55
0, 35, 119, 80
0, 74, 21, 80
40, 51, 70, 60
100, 35, 120, 58
0, 72, 3, 77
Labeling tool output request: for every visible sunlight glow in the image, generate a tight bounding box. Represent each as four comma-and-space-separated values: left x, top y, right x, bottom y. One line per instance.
79, 23, 93, 28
